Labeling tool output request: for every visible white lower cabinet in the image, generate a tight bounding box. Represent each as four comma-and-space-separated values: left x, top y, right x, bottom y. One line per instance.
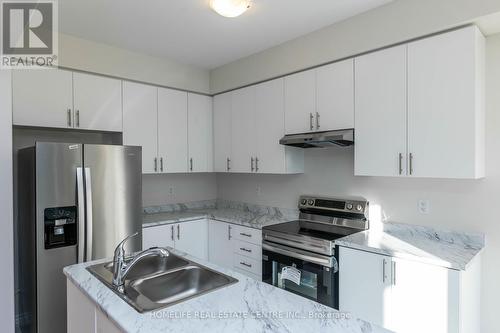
142, 219, 208, 261
67, 280, 122, 333
339, 246, 481, 333
208, 220, 262, 280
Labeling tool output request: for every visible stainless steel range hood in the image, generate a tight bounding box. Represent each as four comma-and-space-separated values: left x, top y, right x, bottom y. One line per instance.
279, 129, 354, 148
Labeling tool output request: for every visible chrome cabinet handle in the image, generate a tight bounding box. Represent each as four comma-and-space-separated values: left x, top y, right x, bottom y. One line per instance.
240, 247, 252, 253
240, 262, 252, 268
251, 157, 254, 172
67, 109, 72, 127
190, 158, 193, 171
316, 112, 320, 130
255, 157, 259, 172
309, 113, 314, 130
240, 232, 251, 238
392, 261, 397, 285
160, 157, 164, 172
409, 153, 414, 175
76, 110, 80, 127
154, 157, 158, 172
177, 224, 180, 240
228, 225, 232, 240
226, 158, 231, 171
382, 258, 388, 283
398, 153, 403, 175
171, 225, 174, 241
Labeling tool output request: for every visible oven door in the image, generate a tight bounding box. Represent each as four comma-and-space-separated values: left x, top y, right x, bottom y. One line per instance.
262, 241, 339, 309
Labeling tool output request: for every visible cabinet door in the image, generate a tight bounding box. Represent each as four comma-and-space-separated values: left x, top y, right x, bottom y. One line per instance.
175, 220, 208, 260
407, 26, 484, 179
142, 224, 175, 249
284, 69, 315, 134
67, 280, 95, 333
390, 258, 460, 333
231, 86, 255, 173
157, 88, 188, 173
255, 78, 286, 174
188, 93, 213, 172
122, 82, 158, 174
316, 59, 354, 130
339, 247, 392, 328
73, 73, 122, 131
354, 45, 408, 177
213, 93, 232, 172
208, 220, 233, 269
13, 69, 73, 128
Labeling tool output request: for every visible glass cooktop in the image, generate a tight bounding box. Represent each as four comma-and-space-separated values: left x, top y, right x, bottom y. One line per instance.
263, 220, 359, 241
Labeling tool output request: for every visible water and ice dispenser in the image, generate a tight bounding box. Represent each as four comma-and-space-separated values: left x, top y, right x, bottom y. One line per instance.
44, 206, 77, 249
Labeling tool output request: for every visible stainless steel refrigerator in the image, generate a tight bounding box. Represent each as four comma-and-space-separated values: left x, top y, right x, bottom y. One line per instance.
17, 142, 142, 333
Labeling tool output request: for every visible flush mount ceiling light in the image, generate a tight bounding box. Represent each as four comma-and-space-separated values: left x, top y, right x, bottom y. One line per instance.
210, 0, 251, 18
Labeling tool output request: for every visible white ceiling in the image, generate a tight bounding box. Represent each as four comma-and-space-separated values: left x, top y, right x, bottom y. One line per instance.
59, 0, 393, 69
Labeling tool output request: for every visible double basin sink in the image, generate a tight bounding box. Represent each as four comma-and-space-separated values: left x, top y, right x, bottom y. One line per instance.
87, 251, 238, 313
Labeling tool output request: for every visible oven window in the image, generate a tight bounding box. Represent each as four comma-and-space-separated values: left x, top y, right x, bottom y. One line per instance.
274, 262, 318, 300
263, 248, 337, 308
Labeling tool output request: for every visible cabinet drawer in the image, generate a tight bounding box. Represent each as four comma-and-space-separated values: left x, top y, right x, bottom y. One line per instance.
233, 240, 261, 261
233, 254, 261, 276
233, 225, 261, 245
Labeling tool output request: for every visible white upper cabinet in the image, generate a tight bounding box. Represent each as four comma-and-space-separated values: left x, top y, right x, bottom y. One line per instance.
355, 26, 484, 179
188, 93, 213, 173
213, 93, 232, 172
13, 69, 74, 129
354, 45, 408, 177
122, 81, 158, 174
157, 88, 188, 173
407, 26, 485, 179
316, 59, 354, 130
284, 69, 316, 134
255, 79, 286, 174
231, 86, 256, 173
72, 73, 122, 132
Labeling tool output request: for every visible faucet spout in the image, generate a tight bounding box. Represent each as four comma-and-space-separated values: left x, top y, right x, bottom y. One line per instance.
111, 233, 169, 293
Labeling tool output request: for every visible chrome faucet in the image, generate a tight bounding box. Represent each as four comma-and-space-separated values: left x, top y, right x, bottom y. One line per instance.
112, 232, 169, 293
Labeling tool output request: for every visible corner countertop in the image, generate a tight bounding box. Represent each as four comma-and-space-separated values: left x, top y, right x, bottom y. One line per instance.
143, 200, 298, 230
64, 250, 391, 333
335, 222, 485, 271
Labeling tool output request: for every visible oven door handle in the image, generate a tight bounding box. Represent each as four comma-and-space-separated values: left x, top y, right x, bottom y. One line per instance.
263, 241, 338, 271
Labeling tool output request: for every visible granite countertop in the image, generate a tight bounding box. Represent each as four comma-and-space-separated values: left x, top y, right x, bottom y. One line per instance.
143, 200, 484, 271
143, 200, 298, 230
335, 222, 485, 271
64, 249, 390, 333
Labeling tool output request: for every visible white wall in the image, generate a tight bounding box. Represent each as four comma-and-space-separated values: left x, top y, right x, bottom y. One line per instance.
210, 0, 500, 93
59, 33, 210, 94
143, 174, 217, 207
0, 71, 15, 332
216, 33, 500, 333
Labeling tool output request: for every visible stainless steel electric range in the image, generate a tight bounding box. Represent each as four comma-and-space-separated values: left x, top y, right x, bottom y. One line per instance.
262, 195, 369, 309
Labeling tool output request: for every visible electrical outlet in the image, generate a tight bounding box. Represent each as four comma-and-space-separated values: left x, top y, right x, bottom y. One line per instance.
168, 187, 174, 196
256, 186, 262, 196
418, 200, 430, 214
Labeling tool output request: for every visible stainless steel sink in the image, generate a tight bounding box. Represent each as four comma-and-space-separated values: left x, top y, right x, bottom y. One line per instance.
87, 252, 238, 313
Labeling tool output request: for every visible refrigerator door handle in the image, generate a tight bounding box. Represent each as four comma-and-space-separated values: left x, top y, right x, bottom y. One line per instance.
85, 167, 93, 261
76, 167, 85, 263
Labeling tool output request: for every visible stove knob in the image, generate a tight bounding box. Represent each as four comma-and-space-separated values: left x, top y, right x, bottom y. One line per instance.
356, 204, 363, 211
300, 199, 307, 205
307, 199, 314, 206
346, 203, 353, 210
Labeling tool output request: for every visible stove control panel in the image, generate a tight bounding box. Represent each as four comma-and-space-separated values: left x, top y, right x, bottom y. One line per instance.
298, 195, 368, 215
